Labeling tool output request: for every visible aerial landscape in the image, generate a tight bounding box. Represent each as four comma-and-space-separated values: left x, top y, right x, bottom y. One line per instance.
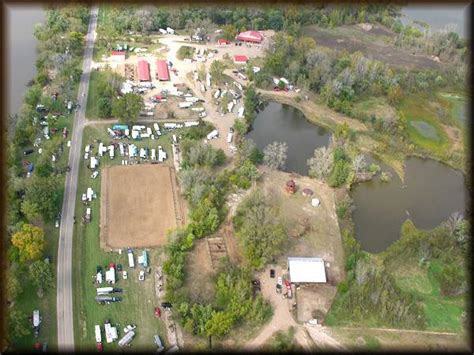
3, 3, 470, 352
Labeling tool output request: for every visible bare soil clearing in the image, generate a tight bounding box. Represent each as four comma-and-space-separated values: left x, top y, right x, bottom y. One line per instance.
303, 24, 441, 70
100, 164, 181, 249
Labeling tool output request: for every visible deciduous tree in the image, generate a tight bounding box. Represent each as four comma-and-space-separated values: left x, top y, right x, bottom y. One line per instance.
263, 141, 288, 170
11, 224, 45, 263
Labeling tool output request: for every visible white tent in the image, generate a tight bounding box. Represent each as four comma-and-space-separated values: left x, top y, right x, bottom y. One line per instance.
288, 257, 327, 283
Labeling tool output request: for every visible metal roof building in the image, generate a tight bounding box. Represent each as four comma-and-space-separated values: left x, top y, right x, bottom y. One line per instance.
233, 55, 249, 64
236, 30, 264, 43
137, 60, 151, 81
156, 60, 170, 81
288, 257, 327, 283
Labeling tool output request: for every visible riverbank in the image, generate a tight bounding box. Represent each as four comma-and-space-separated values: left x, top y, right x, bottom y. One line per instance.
5, 5, 90, 351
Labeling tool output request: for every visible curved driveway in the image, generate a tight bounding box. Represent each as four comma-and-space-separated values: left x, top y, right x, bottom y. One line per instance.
57, 6, 98, 351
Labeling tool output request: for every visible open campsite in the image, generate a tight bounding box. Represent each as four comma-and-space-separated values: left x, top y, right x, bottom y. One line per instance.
100, 164, 181, 249
72, 123, 189, 351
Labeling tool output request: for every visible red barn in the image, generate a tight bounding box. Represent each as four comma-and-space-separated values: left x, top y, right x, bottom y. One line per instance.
236, 30, 264, 43
233, 55, 249, 64
137, 60, 151, 81
156, 60, 170, 81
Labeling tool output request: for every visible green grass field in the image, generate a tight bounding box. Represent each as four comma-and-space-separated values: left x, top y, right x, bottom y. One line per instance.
396, 260, 466, 332
71, 123, 189, 351
398, 96, 449, 155
85, 72, 102, 119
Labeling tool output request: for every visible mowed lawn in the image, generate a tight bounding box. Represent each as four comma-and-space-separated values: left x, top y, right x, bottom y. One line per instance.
72, 124, 175, 351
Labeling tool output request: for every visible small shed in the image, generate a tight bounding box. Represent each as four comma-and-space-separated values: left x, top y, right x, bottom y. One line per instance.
233, 55, 249, 64
217, 38, 231, 46
302, 188, 313, 197
286, 179, 296, 194
288, 257, 327, 283
110, 51, 126, 62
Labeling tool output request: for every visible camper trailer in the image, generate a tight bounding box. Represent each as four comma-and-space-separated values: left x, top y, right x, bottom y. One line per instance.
179, 102, 193, 109
104, 322, 118, 343
118, 331, 135, 347
227, 132, 233, 143
95, 325, 102, 344
206, 130, 219, 140
96, 287, 114, 295
128, 248, 135, 268
108, 145, 115, 159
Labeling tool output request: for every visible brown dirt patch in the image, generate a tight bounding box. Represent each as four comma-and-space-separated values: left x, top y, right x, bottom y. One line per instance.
303, 25, 442, 70
100, 164, 181, 249
183, 239, 216, 303
296, 284, 337, 323
442, 124, 463, 153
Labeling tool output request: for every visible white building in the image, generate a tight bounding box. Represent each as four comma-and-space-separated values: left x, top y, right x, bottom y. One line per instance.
287, 257, 327, 283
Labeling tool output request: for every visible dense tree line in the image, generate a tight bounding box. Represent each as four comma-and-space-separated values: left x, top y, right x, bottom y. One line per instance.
98, 4, 400, 37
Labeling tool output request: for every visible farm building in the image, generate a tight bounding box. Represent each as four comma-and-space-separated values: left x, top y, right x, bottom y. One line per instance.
233, 55, 249, 64
236, 30, 264, 43
288, 257, 327, 283
110, 51, 126, 62
217, 38, 231, 46
137, 60, 151, 81
156, 60, 170, 81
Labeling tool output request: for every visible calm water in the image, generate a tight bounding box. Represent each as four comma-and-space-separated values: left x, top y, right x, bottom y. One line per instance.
401, 4, 470, 38
6, 5, 45, 114
351, 157, 468, 253
246, 102, 331, 175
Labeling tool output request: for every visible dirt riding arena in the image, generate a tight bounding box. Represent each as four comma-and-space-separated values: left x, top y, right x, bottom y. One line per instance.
100, 164, 184, 249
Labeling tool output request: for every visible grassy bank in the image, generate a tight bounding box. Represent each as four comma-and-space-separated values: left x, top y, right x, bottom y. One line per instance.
325, 221, 468, 334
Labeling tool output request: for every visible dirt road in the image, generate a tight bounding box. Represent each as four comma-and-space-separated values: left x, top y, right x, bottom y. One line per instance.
57, 6, 98, 351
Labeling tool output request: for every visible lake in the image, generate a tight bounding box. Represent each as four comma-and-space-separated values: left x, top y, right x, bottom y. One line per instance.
6, 5, 45, 114
246, 101, 331, 175
400, 4, 469, 38
351, 156, 468, 253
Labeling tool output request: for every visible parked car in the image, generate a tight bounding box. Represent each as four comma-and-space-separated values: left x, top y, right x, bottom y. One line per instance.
161, 302, 172, 309
138, 270, 145, 281
277, 276, 283, 286
91, 171, 99, 179
154, 307, 161, 318
55, 218, 60, 228
117, 264, 123, 272
270, 269, 275, 278
122, 271, 128, 280
123, 324, 137, 333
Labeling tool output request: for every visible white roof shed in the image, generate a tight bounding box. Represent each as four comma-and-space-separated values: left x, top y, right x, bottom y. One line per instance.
288, 257, 327, 283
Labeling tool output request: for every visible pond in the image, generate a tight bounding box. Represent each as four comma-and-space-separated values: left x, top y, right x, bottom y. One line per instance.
351, 156, 468, 253
246, 101, 331, 175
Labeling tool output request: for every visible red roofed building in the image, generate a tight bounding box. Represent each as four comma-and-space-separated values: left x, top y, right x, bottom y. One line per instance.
236, 31, 264, 43
137, 60, 151, 81
110, 51, 126, 62
156, 60, 170, 81
233, 55, 249, 64
217, 38, 231, 46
